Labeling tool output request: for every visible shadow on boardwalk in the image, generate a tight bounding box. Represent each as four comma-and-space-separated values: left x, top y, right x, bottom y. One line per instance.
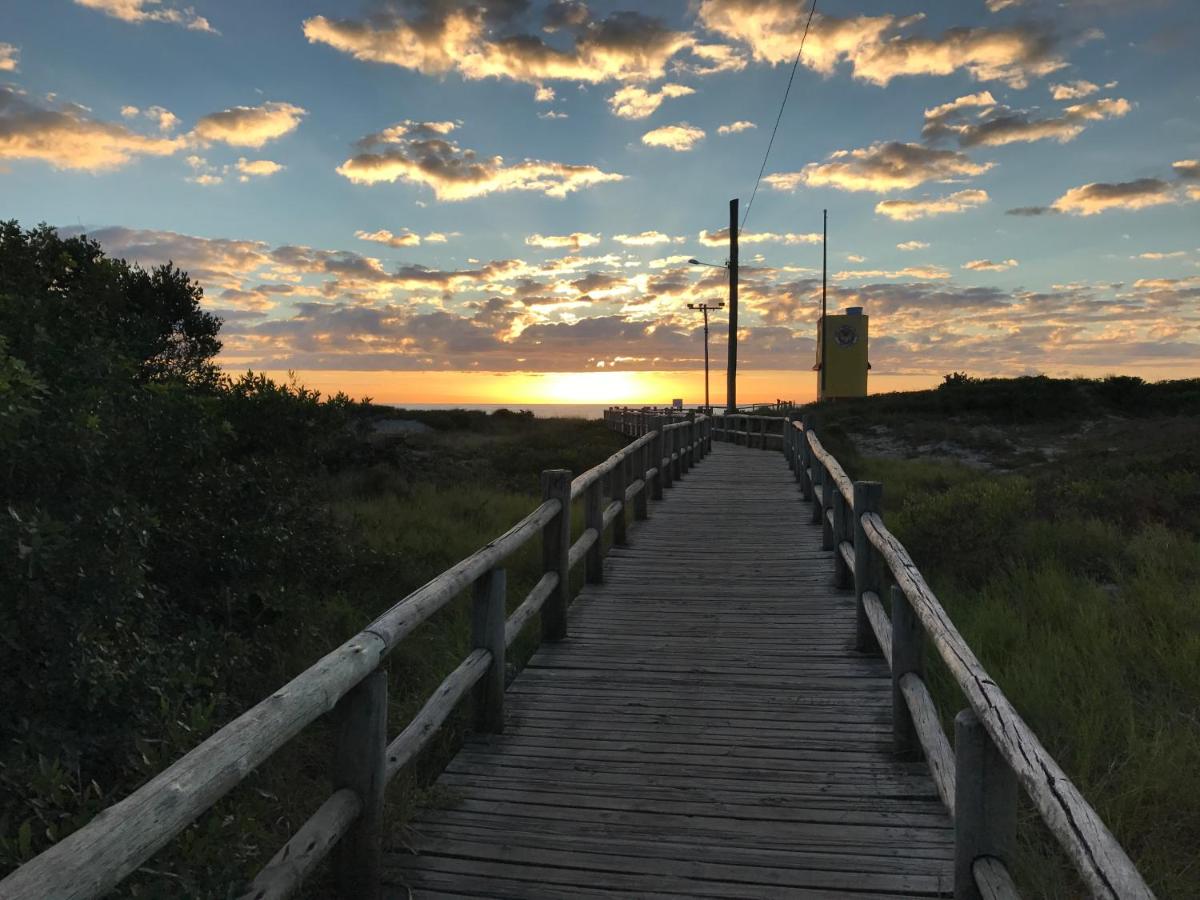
387, 442, 953, 899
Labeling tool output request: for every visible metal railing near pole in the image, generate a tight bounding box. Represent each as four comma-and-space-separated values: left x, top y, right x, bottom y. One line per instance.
1, 416, 711, 900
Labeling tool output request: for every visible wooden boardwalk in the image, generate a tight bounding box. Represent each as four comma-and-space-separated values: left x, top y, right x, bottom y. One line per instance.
387, 442, 954, 898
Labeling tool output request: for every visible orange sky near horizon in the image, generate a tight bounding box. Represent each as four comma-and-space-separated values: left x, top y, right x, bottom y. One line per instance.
248, 365, 1197, 407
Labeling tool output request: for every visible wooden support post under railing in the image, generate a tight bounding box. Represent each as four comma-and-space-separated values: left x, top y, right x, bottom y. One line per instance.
954, 709, 1018, 900
584, 477, 603, 583
332, 669, 386, 900
820, 464, 835, 549
832, 488, 851, 588
612, 452, 628, 546
652, 418, 666, 498
852, 481, 883, 652
660, 419, 674, 490
799, 415, 814, 501
810, 459, 824, 525
890, 584, 921, 757
671, 427, 682, 482
682, 417, 692, 474
634, 442, 649, 520
540, 469, 571, 641
472, 568, 506, 733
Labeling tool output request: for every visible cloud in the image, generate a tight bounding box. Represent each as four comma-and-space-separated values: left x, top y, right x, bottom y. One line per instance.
923, 91, 997, 120
641, 122, 705, 151
698, 228, 822, 246
235, 158, 283, 180
768, 141, 993, 193
963, 258, 1019, 271
1173, 159, 1200, 180
897, 240, 930, 251
73, 0, 214, 32
1050, 79, 1099, 100
1005, 205, 1059, 216
337, 119, 623, 200
608, 83, 694, 119
1133, 251, 1186, 260
875, 189, 990, 221
538, 110, 568, 120
717, 120, 756, 135
303, 8, 694, 87
120, 104, 180, 132
1051, 178, 1181, 215
923, 95, 1130, 147
0, 86, 186, 171
525, 232, 602, 250
534, 85, 555, 102
356, 228, 459, 248
0, 43, 18, 72
833, 265, 951, 281
193, 101, 306, 148
613, 231, 683, 246
697, 3, 1066, 88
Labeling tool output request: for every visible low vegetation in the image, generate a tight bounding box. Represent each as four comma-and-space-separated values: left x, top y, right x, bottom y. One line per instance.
0, 222, 624, 895
808, 375, 1200, 899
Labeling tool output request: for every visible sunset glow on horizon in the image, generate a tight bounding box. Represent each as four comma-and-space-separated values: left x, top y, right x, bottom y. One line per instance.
4, 0, 1197, 404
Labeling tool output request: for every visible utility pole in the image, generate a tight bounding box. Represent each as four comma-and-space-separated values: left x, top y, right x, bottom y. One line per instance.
727, 197, 739, 412
687, 301, 724, 413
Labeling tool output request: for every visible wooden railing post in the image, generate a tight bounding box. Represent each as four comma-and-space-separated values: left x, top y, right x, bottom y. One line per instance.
472, 568, 506, 733
671, 426, 682, 482
612, 452, 628, 546
660, 420, 674, 490
890, 584, 922, 758
954, 709, 1018, 900
634, 441, 649, 520
820, 464, 835, 549
705, 416, 713, 452
332, 669, 387, 900
540, 469, 571, 641
832, 488, 851, 587
584, 476, 603, 583
799, 415, 814, 501
852, 481, 883, 651
652, 419, 666, 498
681, 416, 693, 474
810, 461, 824, 525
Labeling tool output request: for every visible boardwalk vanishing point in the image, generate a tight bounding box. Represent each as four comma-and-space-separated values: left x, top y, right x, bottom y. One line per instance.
391, 440, 955, 898
0, 411, 1154, 900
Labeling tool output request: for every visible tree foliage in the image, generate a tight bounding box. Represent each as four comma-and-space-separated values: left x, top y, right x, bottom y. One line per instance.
0, 222, 366, 874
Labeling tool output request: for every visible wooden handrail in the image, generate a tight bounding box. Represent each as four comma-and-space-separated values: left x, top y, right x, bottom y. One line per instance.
3, 411, 713, 900
778, 416, 1154, 900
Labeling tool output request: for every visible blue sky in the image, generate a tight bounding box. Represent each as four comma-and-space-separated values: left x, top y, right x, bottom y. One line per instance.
2, 0, 1198, 402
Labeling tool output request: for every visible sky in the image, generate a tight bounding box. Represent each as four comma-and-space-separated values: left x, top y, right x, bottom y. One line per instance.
2, 0, 1198, 405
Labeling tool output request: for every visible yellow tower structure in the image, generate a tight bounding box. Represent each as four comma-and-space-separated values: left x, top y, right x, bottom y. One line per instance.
816, 307, 869, 400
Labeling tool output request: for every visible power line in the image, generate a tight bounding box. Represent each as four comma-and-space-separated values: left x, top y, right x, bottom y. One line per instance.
739, 0, 819, 237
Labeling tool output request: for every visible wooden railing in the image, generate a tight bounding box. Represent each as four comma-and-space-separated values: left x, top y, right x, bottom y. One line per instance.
605, 408, 784, 449
608, 407, 1156, 900
0, 416, 712, 900
787, 416, 1154, 900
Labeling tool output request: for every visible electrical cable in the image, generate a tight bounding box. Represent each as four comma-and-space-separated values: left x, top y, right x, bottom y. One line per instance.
739, 0, 819, 236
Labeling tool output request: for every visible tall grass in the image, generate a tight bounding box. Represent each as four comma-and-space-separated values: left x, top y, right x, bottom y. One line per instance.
851, 455, 1200, 898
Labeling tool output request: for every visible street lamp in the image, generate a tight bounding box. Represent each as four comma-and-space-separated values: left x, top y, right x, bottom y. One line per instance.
687, 301, 724, 412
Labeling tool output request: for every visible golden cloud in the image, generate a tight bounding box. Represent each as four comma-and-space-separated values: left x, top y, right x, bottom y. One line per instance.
0, 86, 186, 171
336, 120, 624, 200
923, 95, 1129, 147
303, 8, 693, 86
717, 120, 756, 135
0, 43, 19, 72
1050, 79, 1099, 100
614, 231, 684, 246
526, 233, 602, 250
876, 189, 991, 221
698, 2, 1066, 88
1051, 178, 1180, 216
193, 101, 306, 148
963, 258, 1019, 271
698, 228, 822, 246
607, 83, 694, 120
897, 240, 930, 251
236, 158, 284, 179
769, 142, 993, 193
641, 123, 705, 151
73, 0, 214, 32
833, 265, 951, 281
